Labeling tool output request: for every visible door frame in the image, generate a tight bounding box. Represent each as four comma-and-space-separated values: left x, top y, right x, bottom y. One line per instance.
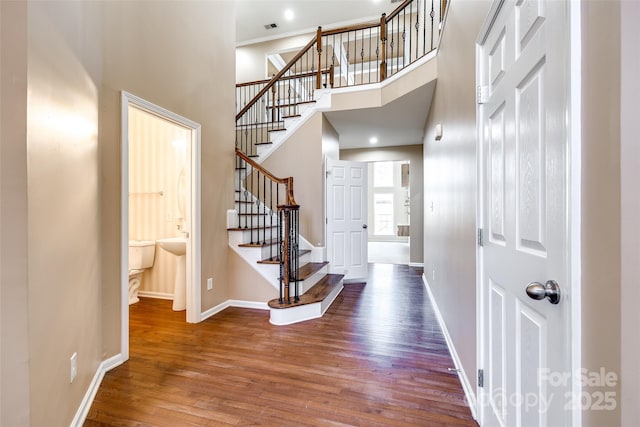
120, 91, 202, 360
474, 0, 582, 424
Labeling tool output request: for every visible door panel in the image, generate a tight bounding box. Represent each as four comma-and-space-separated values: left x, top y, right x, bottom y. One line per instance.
490, 102, 506, 245
326, 158, 368, 280
478, 1, 572, 426
515, 58, 546, 255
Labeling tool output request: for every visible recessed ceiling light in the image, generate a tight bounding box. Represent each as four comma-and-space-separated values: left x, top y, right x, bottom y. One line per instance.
369, 137, 378, 144
284, 9, 294, 21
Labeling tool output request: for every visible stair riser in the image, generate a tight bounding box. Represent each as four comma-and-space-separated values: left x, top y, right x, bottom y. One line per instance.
298, 264, 328, 294
229, 228, 280, 245
269, 279, 344, 326
234, 203, 275, 215
236, 215, 279, 228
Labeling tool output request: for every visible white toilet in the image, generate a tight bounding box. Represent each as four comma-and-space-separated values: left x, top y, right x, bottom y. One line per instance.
128, 240, 156, 304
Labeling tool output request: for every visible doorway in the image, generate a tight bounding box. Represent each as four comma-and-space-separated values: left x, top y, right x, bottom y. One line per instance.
367, 160, 410, 265
120, 92, 202, 359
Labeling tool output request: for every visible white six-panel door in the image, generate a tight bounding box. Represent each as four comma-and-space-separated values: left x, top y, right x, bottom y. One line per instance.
477, 0, 573, 426
326, 158, 368, 280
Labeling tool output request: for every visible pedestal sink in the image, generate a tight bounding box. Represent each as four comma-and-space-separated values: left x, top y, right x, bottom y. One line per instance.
156, 237, 187, 311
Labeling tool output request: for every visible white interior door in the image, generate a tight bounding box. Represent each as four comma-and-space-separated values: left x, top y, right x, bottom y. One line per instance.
477, 1, 574, 425
326, 158, 368, 280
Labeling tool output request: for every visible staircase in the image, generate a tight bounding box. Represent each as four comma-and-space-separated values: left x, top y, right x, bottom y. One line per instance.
228, 147, 344, 326
229, 0, 446, 325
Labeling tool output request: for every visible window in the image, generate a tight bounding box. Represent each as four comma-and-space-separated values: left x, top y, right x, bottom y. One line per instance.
373, 161, 394, 188
374, 193, 394, 235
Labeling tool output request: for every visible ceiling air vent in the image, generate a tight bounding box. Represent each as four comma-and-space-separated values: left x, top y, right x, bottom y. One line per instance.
264, 23, 278, 30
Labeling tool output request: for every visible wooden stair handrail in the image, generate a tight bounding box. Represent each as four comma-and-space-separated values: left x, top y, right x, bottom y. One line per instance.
236, 69, 332, 88
236, 149, 298, 207
236, 0, 446, 122
321, 20, 380, 37
386, 0, 414, 21
236, 36, 318, 121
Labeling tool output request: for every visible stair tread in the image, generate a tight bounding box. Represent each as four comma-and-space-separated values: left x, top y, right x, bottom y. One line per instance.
266, 128, 286, 133
255, 141, 274, 146
267, 103, 299, 109
228, 225, 278, 231
294, 261, 328, 280
268, 274, 344, 309
236, 121, 285, 128
283, 114, 301, 119
238, 212, 270, 216
238, 239, 279, 248
258, 250, 312, 265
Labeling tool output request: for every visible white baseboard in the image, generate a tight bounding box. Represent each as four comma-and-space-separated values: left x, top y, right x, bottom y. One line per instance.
200, 299, 269, 322
138, 291, 173, 300
229, 300, 269, 310
70, 354, 124, 427
422, 274, 477, 419
200, 300, 231, 321
409, 262, 424, 268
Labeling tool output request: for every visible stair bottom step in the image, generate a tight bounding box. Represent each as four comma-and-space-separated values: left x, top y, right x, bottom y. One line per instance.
268, 274, 343, 309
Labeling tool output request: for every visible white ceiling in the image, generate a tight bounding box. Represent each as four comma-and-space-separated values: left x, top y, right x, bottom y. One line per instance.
324, 80, 435, 149
236, 0, 397, 45
237, 0, 434, 150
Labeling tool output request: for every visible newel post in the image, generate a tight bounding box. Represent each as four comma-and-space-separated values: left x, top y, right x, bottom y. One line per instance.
380, 13, 387, 81
316, 26, 323, 90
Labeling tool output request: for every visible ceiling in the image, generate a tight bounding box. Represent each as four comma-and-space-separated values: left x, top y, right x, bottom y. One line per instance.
324, 81, 435, 149
237, 0, 434, 150
236, 0, 397, 45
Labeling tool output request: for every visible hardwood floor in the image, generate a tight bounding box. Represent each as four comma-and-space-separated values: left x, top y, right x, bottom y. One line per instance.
85, 264, 478, 426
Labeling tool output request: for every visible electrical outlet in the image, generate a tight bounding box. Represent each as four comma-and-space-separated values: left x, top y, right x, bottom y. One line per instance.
70, 352, 78, 383
207, 277, 213, 291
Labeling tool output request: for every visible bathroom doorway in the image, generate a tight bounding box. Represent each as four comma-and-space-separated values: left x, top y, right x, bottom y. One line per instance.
121, 92, 201, 357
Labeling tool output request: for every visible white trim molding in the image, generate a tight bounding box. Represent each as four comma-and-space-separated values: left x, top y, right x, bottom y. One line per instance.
69, 354, 124, 427
120, 91, 203, 363
137, 291, 174, 300
422, 274, 477, 419
200, 299, 270, 322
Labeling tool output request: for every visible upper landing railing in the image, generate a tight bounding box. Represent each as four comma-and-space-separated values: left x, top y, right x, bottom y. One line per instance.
236, 0, 448, 150
233, 0, 447, 304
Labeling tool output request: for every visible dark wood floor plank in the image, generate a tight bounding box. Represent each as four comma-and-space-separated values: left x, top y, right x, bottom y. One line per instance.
85, 264, 478, 426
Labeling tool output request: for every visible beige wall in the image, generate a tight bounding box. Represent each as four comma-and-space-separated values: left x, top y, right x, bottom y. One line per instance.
0, 1, 31, 425
322, 115, 340, 160
581, 2, 622, 426
1, 1, 236, 424
236, 33, 314, 83
228, 249, 278, 302
100, 1, 237, 358
262, 112, 325, 246
24, 2, 104, 425
422, 0, 490, 394
621, 1, 640, 425
340, 145, 424, 264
